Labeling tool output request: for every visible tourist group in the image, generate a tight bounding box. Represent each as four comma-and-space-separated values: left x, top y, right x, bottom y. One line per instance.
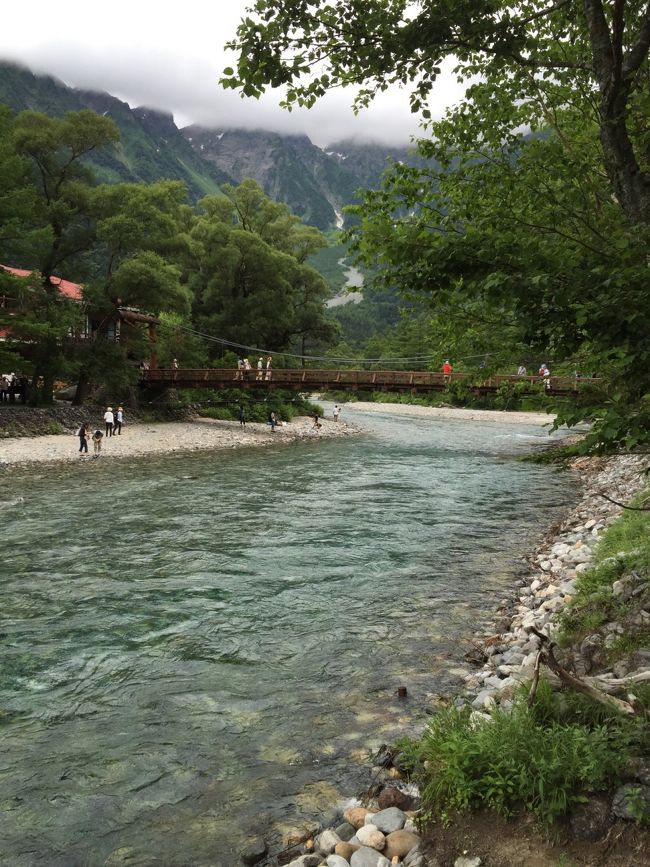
76, 406, 124, 457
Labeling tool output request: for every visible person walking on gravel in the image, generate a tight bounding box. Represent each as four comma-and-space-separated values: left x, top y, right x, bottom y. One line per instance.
77, 422, 89, 455
104, 406, 114, 437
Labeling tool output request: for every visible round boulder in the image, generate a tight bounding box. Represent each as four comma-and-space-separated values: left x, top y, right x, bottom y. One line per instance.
357, 824, 386, 850
240, 837, 267, 865
384, 829, 420, 861
344, 806, 371, 828
612, 783, 650, 821
371, 807, 407, 834
377, 787, 411, 811
569, 796, 612, 841
335, 841, 360, 861
327, 856, 351, 867
317, 828, 342, 855
350, 847, 391, 867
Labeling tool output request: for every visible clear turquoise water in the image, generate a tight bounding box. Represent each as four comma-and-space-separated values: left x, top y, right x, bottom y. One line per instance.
0, 408, 574, 865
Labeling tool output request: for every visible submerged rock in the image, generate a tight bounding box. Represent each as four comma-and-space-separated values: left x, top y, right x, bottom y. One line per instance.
240, 837, 267, 865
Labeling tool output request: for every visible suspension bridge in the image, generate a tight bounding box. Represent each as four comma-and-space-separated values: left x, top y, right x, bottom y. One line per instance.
142, 367, 595, 396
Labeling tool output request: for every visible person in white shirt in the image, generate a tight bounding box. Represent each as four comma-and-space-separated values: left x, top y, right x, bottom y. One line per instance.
333, 405, 340, 421
104, 406, 114, 437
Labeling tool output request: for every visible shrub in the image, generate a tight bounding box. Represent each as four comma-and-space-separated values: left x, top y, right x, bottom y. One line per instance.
398, 680, 646, 827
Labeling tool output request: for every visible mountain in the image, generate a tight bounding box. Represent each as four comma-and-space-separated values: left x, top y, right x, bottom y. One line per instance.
182, 126, 363, 229
0, 61, 230, 199
324, 139, 436, 189
0, 60, 436, 231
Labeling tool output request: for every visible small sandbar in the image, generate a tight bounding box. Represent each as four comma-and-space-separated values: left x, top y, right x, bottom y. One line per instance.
346, 401, 556, 426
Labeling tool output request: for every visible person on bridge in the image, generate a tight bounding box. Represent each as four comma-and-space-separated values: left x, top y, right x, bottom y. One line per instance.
256, 357, 264, 380
539, 363, 551, 390
265, 356, 273, 381
517, 364, 527, 376
442, 359, 453, 383
235, 358, 245, 380
172, 358, 179, 370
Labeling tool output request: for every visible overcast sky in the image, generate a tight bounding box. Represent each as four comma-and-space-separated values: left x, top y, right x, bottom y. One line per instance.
0, 0, 465, 147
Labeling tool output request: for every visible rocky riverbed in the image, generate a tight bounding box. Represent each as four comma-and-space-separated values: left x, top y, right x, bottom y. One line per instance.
248, 453, 650, 867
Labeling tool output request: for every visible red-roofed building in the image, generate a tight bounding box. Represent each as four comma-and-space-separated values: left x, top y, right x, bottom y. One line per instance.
0, 264, 87, 342
0, 265, 83, 301
0, 263, 160, 368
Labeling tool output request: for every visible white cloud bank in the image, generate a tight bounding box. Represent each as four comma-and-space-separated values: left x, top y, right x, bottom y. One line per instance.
0, 0, 465, 146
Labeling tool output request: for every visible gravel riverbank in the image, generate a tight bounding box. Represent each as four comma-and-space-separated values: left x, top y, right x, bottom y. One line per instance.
0, 415, 358, 467
345, 401, 556, 426
0, 402, 560, 468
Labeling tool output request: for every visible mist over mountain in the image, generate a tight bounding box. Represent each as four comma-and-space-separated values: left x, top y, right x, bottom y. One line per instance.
0, 60, 434, 230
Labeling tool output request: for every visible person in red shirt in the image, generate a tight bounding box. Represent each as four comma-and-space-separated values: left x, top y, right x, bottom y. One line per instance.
442, 359, 453, 383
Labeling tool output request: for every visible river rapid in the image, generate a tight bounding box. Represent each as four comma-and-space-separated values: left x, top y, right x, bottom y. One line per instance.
0, 408, 576, 866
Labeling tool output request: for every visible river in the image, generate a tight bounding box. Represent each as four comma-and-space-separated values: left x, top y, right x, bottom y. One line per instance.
0, 408, 575, 866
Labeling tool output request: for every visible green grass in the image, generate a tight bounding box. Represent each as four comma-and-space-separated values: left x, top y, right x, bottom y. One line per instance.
188, 389, 322, 424
395, 678, 648, 827
558, 486, 650, 651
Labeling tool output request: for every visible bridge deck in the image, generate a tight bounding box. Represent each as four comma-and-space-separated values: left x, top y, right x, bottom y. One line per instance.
142, 368, 595, 396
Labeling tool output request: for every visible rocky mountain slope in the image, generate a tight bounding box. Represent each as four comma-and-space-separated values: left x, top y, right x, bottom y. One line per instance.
0, 60, 435, 229
0, 61, 229, 200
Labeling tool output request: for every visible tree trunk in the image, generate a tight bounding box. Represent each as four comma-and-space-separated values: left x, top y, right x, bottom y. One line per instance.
583, 0, 650, 226
72, 370, 91, 406
599, 88, 650, 226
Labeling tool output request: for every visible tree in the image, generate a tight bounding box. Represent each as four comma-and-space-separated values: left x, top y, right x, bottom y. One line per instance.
348, 102, 650, 449
10, 109, 120, 402
72, 181, 192, 402
187, 180, 338, 357
0, 106, 45, 260
223, 1, 650, 227
224, 2, 650, 450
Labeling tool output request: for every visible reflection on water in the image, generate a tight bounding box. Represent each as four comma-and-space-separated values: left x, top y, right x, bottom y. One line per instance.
0, 408, 575, 865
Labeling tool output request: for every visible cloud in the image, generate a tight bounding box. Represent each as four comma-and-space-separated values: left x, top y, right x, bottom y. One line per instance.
0, 0, 465, 147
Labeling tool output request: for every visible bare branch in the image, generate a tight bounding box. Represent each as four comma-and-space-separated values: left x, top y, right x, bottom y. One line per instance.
596, 490, 650, 510
529, 627, 649, 718
528, 650, 543, 708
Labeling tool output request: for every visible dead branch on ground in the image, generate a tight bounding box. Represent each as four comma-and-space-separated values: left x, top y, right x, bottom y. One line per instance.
529, 627, 649, 719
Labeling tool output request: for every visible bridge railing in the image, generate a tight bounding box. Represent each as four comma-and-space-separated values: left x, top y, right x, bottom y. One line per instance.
143, 368, 598, 392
